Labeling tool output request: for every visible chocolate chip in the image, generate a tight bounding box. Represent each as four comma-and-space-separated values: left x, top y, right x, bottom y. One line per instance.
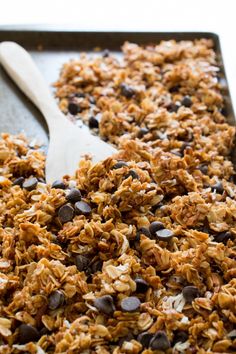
94, 295, 116, 315
75, 201, 91, 216
211, 181, 224, 194
18, 324, 40, 344
118, 333, 134, 346
138, 227, 151, 238
198, 164, 208, 175
180, 142, 191, 155
155, 228, 173, 242
12, 176, 24, 187
214, 231, 232, 243
150, 331, 170, 350
120, 296, 141, 312
22, 177, 38, 191
75, 92, 86, 98
173, 330, 189, 344
51, 180, 66, 189
88, 116, 99, 129
169, 85, 180, 93
68, 102, 80, 115
58, 204, 75, 223
48, 290, 65, 310
66, 188, 82, 203
149, 221, 164, 236
75, 254, 90, 271
39, 327, 50, 336
168, 102, 181, 113
120, 83, 135, 98
182, 286, 199, 302
90, 259, 103, 273
181, 96, 192, 107
135, 278, 149, 293
137, 127, 149, 138
112, 161, 129, 169
103, 49, 110, 58
125, 169, 139, 180
137, 332, 154, 348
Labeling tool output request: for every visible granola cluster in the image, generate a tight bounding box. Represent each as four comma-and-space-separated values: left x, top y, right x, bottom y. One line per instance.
0, 39, 236, 353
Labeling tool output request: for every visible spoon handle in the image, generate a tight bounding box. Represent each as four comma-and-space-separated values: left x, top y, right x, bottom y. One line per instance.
0, 41, 64, 130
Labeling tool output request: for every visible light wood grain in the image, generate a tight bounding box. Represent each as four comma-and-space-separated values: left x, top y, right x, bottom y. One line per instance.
0, 42, 117, 183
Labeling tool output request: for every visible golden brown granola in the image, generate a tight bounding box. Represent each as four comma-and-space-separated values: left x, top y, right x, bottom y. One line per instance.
0, 39, 236, 353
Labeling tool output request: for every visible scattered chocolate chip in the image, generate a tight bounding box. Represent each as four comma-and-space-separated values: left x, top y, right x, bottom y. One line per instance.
118, 333, 134, 346
75, 201, 91, 215
137, 127, 149, 138
149, 221, 165, 236
39, 327, 50, 336
22, 177, 38, 191
94, 295, 116, 315
58, 204, 75, 223
48, 290, 65, 310
91, 259, 103, 273
169, 85, 180, 93
75, 92, 86, 98
18, 324, 40, 344
150, 331, 170, 350
155, 228, 173, 242
211, 181, 224, 194
66, 188, 82, 203
75, 254, 90, 271
135, 278, 149, 293
12, 176, 24, 187
120, 83, 135, 98
103, 49, 110, 58
112, 161, 129, 169
125, 169, 139, 180
198, 164, 208, 175
182, 286, 199, 302
181, 96, 192, 107
120, 296, 141, 312
180, 142, 191, 155
219, 107, 227, 116
51, 180, 66, 189
214, 231, 232, 243
137, 332, 154, 348
68, 102, 80, 115
168, 102, 181, 113
138, 227, 151, 238
173, 330, 189, 344
88, 116, 99, 129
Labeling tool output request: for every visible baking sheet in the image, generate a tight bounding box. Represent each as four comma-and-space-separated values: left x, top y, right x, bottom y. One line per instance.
0, 29, 235, 156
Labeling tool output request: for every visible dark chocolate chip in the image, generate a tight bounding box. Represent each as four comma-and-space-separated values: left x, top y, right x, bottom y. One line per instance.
75, 254, 90, 271
120, 296, 141, 312
149, 221, 164, 236
18, 324, 40, 344
66, 188, 82, 203
118, 333, 134, 346
137, 332, 154, 348
88, 116, 99, 129
22, 177, 38, 191
173, 330, 189, 344
155, 228, 173, 242
12, 177, 25, 187
58, 204, 75, 223
137, 127, 149, 138
91, 259, 103, 273
39, 327, 50, 336
211, 181, 224, 194
120, 83, 135, 98
103, 49, 110, 58
214, 231, 232, 243
168, 102, 181, 113
94, 295, 116, 315
125, 169, 139, 180
112, 161, 129, 169
135, 278, 149, 293
68, 102, 80, 115
198, 164, 208, 175
75, 92, 86, 98
138, 227, 151, 238
150, 331, 170, 350
51, 180, 66, 189
181, 96, 192, 107
169, 85, 180, 93
75, 201, 91, 216
48, 290, 65, 310
182, 286, 199, 302
180, 142, 191, 155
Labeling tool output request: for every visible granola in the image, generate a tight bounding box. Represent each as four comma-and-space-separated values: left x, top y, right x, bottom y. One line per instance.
0, 39, 236, 353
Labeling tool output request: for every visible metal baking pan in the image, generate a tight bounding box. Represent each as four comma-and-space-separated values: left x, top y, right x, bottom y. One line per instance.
0, 29, 235, 157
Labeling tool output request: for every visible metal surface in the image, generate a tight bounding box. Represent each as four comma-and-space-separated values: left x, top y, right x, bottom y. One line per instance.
0, 29, 235, 155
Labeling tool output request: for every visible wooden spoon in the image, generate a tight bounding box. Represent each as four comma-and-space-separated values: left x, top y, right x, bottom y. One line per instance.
0, 41, 117, 183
